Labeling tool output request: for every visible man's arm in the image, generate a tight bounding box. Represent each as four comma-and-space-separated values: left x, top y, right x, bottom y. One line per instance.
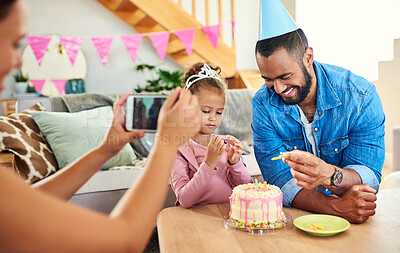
251, 96, 300, 206
340, 84, 385, 190
284, 151, 363, 196
292, 184, 377, 223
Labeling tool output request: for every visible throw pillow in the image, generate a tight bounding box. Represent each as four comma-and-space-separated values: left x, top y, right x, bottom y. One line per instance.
0, 103, 58, 183
31, 106, 137, 170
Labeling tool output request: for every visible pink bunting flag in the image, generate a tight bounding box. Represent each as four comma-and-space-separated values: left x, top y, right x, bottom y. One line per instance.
175, 28, 195, 56
91, 37, 113, 66
60, 36, 84, 66
30, 79, 46, 92
52, 79, 67, 95
26, 36, 52, 66
231, 20, 236, 41
202, 24, 221, 49
121, 34, 143, 64
148, 31, 170, 60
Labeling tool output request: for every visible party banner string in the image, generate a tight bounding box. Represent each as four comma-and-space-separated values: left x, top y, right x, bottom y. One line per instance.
27, 22, 236, 67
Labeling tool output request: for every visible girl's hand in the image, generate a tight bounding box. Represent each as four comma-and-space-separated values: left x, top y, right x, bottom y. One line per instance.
102, 93, 145, 156
157, 88, 200, 148
204, 135, 226, 169
224, 136, 244, 165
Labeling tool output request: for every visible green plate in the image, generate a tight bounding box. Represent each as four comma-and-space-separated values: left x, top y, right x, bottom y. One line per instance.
293, 214, 350, 237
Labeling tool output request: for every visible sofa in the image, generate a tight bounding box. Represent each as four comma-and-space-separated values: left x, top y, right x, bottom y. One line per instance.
0, 89, 262, 214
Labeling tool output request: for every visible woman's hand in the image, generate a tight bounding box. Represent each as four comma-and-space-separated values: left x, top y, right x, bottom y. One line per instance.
102, 93, 145, 156
204, 135, 226, 169
157, 87, 200, 148
224, 136, 244, 165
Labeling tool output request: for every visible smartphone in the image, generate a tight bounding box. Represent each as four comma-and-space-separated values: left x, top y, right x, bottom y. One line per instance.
125, 94, 167, 132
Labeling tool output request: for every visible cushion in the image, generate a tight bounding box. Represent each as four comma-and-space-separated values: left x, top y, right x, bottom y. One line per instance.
0, 103, 58, 183
30, 106, 137, 170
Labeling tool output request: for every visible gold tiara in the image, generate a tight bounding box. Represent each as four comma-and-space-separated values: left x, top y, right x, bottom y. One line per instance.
185, 63, 221, 90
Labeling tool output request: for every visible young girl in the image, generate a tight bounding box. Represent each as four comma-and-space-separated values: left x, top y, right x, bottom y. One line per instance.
170, 62, 253, 208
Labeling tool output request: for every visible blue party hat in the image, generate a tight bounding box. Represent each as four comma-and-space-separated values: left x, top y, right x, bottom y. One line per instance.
259, 0, 298, 41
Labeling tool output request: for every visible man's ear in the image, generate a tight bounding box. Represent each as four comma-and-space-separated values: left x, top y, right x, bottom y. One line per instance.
303, 47, 314, 68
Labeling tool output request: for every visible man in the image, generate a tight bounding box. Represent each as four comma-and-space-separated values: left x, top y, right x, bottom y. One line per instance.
252, 0, 385, 223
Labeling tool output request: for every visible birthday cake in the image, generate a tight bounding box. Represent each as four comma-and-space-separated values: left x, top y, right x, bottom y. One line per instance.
229, 182, 286, 229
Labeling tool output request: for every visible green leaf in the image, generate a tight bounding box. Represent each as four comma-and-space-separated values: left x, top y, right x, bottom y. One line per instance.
135, 66, 184, 93
13, 69, 29, 82
135, 64, 156, 73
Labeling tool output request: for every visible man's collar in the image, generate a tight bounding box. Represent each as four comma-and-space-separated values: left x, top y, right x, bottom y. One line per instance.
313, 61, 342, 111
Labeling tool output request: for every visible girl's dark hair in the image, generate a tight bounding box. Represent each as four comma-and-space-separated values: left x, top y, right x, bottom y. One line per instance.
255, 28, 308, 64
0, 0, 17, 21
183, 62, 227, 95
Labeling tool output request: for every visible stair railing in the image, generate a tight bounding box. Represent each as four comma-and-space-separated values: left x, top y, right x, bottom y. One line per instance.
175, 0, 236, 51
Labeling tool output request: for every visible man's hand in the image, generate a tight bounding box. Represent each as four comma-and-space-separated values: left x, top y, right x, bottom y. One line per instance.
332, 184, 377, 223
204, 135, 226, 169
283, 150, 334, 189
224, 136, 244, 165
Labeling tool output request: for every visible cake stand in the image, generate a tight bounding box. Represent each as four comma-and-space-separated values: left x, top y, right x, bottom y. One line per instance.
223, 211, 293, 235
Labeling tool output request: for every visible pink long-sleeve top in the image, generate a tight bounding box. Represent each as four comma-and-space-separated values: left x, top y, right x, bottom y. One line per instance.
170, 138, 253, 208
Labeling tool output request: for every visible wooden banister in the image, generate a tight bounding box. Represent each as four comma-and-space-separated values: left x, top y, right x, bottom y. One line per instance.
231, 0, 236, 50
192, 0, 196, 19
219, 0, 223, 43
98, 0, 237, 77
205, 0, 210, 26
184, 0, 235, 48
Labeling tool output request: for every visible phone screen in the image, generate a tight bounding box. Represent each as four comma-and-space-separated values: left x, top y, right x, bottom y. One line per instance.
128, 96, 167, 131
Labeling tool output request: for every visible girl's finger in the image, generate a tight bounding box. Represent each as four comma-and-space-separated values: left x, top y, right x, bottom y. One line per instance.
217, 138, 225, 149
211, 135, 218, 145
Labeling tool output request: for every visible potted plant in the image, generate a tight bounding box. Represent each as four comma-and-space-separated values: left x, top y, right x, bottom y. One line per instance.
134, 64, 184, 93
13, 69, 29, 93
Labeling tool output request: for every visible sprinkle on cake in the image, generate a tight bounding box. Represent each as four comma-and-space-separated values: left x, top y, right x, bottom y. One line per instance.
229, 182, 287, 229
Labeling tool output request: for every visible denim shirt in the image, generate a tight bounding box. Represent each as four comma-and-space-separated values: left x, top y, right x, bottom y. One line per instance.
251, 61, 385, 207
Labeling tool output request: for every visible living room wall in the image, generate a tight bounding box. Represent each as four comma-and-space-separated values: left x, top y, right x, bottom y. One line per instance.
2, 0, 270, 101
373, 39, 400, 164
2, 0, 183, 99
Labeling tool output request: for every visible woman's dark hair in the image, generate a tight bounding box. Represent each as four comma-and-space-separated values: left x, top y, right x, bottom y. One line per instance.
255, 28, 308, 64
0, 0, 17, 22
183, 62, 227, 95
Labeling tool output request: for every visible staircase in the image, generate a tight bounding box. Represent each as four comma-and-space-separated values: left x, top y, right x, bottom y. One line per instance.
236, 70, 265, 89
96, 0, 236, 78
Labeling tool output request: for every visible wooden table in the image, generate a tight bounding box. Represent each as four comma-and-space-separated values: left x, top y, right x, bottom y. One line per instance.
157, 189, 400, 253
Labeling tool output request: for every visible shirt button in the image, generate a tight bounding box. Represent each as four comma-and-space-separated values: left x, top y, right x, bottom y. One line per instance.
314, 127, 318, 131
334, 148, 338, 152
294, 146, 297, 150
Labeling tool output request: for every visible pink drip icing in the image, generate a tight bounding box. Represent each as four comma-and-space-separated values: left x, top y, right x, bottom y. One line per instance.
236, 193, 283, 224
257, 193, 283, 223
261, 200, 265, 220
238, 197, 252, 221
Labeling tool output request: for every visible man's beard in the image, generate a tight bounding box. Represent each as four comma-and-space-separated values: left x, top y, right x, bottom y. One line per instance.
279, 63, 312, 105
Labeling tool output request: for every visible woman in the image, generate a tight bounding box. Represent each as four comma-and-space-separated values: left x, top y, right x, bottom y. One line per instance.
0, 1, 200, 252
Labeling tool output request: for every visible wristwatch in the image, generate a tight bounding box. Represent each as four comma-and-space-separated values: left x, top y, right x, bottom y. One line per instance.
331, 167, 343, 187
